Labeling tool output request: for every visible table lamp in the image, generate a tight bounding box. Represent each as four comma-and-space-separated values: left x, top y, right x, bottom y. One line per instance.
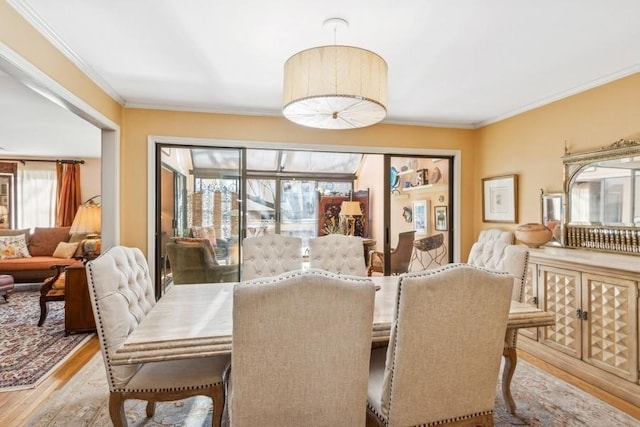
70, 196, 101, 256
340, 201, 362, 236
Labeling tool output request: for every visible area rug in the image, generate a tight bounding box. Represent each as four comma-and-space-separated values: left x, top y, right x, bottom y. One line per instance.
29, 352, 639, 426
0, 291, 93, 392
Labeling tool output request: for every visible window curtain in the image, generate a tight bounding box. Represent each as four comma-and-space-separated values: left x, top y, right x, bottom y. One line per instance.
56, 163, 82, 227
17, 164, 57, 229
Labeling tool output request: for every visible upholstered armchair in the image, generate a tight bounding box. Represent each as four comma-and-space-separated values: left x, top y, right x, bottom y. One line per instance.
166, 238, 238, 284
308, 234, 367, 276
241, 234, 302, 280
368, 230, 415, 276
86, 246, 229, 427
224, 269, 375, 426
366, 264, 513, 426
467, 228, 529, 414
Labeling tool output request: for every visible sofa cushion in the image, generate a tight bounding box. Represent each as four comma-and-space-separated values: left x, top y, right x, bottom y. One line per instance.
0, 256, 78, 271
28, 227, 71, 257
0, 228, 31, 242
53, 241, 79, 259
0, 235, 31, 259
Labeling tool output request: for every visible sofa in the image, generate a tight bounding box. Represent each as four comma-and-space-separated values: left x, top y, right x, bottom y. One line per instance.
0, 227, 83, 282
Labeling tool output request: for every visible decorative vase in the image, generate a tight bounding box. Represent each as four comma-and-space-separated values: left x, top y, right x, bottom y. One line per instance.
515, 223, 553, 248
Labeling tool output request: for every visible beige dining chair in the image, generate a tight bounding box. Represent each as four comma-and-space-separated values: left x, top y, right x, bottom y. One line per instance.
241, 234, 302, 280
366, 264, 513, 426
224, 269, 376, 426
467, 229, 529, 414
86, 246, 229, 427
308, 234, 368, 276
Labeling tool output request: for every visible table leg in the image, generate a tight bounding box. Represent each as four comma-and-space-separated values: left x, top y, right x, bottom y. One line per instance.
502, 345, 517, 414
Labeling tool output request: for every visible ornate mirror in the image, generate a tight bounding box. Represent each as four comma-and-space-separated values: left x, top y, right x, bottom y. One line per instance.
563, 139, 640, 255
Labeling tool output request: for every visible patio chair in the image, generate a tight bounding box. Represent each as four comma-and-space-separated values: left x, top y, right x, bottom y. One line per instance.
367, 230, 415, 276
224, 269, 375, 426
166, 238, 238, 284
366, 264, 513, 426
86, 246, 229, 427
308, 234, 367, 276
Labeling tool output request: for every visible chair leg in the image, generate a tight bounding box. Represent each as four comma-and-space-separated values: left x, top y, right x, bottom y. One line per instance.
37, 297, 48, 326
502, 346, 517, 414
109, 392, 127, 427
212, 383, 225, 427
145, 400, 156, 417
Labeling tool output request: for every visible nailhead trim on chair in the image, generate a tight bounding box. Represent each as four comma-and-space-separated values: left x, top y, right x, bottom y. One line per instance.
381, 264, 509, 426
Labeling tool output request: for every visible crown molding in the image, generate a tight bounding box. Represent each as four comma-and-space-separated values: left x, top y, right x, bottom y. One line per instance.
8, 0, 125, 105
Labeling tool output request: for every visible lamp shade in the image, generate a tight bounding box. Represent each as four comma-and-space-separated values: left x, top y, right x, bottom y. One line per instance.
70, 204, 101, 235
340, 201, 362, 217
283, 45, 387, 129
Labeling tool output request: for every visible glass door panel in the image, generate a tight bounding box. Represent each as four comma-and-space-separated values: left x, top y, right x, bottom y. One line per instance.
280, 179, 318, 254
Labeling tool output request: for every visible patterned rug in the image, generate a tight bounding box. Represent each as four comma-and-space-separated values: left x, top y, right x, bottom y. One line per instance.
29, 352, 639, 426
0, 291, 93, 391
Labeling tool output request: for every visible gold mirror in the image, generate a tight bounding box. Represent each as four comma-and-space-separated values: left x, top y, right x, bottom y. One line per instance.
563, 139, 640, 255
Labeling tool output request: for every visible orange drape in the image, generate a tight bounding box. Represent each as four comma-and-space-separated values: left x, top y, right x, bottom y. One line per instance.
56, 163, 82, 226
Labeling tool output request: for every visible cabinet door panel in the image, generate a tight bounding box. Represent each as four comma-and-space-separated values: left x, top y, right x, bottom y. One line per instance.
582, 273, 638, 382
540, 265, 582, 358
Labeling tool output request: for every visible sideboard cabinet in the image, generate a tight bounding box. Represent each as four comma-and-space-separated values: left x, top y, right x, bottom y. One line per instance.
519, 247, 639, 406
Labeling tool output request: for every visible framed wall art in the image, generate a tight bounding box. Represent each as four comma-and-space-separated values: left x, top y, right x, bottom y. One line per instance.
482, 174, 518, 223
412, 200, 429, 234
434, 205, 448, 231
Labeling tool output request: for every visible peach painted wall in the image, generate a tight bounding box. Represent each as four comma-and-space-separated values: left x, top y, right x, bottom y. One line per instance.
122, 108, 476, 254
474, 72, 640, 242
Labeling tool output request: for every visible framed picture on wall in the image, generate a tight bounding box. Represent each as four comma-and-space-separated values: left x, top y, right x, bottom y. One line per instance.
482, 174, 518, 223
434, 206, 448, 231
412, 200, 428, 234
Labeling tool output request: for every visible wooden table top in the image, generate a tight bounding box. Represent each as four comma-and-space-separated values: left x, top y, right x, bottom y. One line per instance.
111, 275, 554, 365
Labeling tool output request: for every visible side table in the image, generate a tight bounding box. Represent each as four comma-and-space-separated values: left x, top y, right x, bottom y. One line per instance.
64, 263, 96, 335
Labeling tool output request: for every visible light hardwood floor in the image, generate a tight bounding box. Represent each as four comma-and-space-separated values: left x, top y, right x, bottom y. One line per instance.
0, 336, 638, 425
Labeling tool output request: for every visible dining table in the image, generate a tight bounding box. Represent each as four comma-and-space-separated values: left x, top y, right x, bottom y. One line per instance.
110, 275, 555, 414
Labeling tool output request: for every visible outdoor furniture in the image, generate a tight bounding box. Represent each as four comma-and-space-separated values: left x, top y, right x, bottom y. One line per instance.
86, 246, 229, 427
166, 238, 238, 284
411, 233, 446, 270
225, 270, 375, 426
308, 234, 368, 276
366, 264, 514, 426
241, 234, 302, 280
368, 230, 415, 276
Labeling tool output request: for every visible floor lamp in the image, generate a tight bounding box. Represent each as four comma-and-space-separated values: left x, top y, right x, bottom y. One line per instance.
340, 201, 362, 236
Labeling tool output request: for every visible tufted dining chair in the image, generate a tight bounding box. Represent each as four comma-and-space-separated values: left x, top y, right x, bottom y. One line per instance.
241, 234, 302, 280
467, 229, 529, 414
308, 234, 367, 276
86, 246, 229, 427
366, 264, 513, 426
224, 269, 376, 426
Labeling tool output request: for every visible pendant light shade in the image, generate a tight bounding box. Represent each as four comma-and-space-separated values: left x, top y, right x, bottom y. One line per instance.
283, 45, 387, 129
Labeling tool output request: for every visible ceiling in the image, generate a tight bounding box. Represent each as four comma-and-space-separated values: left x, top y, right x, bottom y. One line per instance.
2, 1, 640, 157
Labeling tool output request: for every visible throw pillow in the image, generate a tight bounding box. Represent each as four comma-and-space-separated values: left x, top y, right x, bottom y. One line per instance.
53, 241, 79, 259
0, 234, 31, 259
27, 226, 71, 256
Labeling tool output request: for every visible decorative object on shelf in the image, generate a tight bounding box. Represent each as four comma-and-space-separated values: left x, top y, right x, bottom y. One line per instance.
390, 166, 399, 191
540, 190, 564, 246
282, 17, 387, 129
438, 195, 445, 203
515, 223, 553, 248
431, 166, 442, 184
340, 201, 362, 236
416, 169, 428, 186
482, 174, 518, 223
412, 200, 429, 234
402, 206, 412, 223
434, 206, 448, 231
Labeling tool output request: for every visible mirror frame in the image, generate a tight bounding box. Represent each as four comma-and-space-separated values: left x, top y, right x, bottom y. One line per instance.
562, 138, 640, 255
